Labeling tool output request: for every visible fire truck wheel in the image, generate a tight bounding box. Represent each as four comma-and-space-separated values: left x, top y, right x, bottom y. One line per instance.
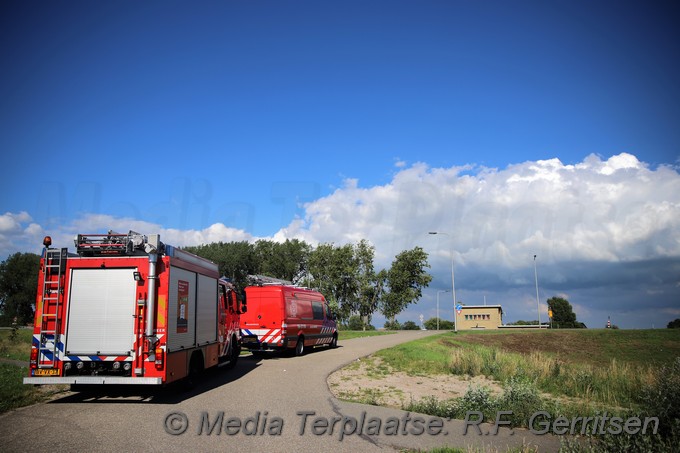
295, 336, 305, 356
184, 353, 203, 390
226, 336, 239, 369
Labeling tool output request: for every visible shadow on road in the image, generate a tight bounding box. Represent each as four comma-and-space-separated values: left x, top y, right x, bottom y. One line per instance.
45, 344, 341, 404
245, 343, 341, 362
44, 343, 342, 405
46, 355, 261, 405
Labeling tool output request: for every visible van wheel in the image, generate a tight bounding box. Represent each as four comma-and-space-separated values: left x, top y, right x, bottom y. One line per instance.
330, 334, 338, 348
295, 336, 305, 356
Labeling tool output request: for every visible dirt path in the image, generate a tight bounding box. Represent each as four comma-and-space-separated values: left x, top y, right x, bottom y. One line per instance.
328, 355, 503, 408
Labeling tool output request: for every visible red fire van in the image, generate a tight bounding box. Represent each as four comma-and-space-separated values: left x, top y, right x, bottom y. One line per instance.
240, 283, 337, 356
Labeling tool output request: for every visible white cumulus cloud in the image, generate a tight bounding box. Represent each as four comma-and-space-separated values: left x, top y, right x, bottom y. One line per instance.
0, 213, 254, 257
280, 153, 680, 269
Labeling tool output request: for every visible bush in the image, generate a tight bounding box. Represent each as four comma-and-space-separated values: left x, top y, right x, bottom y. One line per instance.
404, 395, 458, 419
342, 315, 375, 331
570, 357, 680, 452
402, 321, 420, 330
497, 376, 544, 426
640, 357, 680, 437
405, 385, 512, 425
423, 317, 455, 330
403, 386, 496, 422
384, 320, 401, 330
457, 385, 496, 418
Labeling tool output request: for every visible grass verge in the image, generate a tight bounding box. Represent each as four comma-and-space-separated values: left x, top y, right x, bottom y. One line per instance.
0, 328, 68, 414
339, 330, 396, 340
0, 363, 67, 414
0, 327, 32, 362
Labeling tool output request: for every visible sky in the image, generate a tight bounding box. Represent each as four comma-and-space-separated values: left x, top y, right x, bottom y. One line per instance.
1, 1, 679, 329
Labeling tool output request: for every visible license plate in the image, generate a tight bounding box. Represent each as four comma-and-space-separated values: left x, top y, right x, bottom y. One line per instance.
242, 336, 259, 344
33, 368, 60, 377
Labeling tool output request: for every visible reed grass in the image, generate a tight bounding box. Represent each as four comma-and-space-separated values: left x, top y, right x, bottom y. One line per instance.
447, 344, 653, 407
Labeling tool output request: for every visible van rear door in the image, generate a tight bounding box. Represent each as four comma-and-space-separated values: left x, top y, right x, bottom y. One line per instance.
241, 287, 285, 349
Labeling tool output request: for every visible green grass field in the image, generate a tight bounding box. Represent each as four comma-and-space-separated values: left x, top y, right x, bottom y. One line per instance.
448, 328, 680, 368
366, 328, 680, 452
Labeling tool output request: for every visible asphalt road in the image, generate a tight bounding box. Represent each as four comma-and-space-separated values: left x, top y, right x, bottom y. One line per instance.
1, 331, 561, 452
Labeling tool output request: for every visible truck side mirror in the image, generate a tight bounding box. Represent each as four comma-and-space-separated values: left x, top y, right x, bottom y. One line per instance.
220, 286, 228, 310
227, 290, 234, 309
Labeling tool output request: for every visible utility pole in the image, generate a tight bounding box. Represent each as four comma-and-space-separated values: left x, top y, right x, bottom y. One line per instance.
534, 254, 541, 328
429, 232, 457, 332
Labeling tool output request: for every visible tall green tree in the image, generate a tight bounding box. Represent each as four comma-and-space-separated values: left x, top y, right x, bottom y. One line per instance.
547, 296, 581, 328
0, 252, 40, 326
254, 239, 311, 284
307, 240, 386, 328
354, 240, 386, 330
307, 243, 359, 323
380, 246, 432, 322
185, 241, 258, 290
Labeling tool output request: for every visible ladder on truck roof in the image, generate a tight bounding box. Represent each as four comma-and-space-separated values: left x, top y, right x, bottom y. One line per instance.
247, 274, 311, 290
38, 248, 67, 368
248, 274, 295, 286
75, 230, 158, 256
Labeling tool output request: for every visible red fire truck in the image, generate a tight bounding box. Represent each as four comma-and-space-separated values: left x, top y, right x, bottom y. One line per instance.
23, 231, 245, 386
240, 277, 337, 356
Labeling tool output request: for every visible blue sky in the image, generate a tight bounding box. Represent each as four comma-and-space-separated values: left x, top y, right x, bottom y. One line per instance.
1, 1, 679, 329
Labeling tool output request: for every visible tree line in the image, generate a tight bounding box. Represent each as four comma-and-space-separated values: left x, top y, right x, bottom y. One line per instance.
184, 238, 432, 327
0, 239, 432, 328
502, 296, 587, 328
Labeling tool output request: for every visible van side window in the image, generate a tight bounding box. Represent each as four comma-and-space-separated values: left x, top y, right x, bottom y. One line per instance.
312, 301, 324, 320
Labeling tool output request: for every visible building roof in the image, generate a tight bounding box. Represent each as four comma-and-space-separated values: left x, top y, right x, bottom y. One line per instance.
458, 305, 503, 314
